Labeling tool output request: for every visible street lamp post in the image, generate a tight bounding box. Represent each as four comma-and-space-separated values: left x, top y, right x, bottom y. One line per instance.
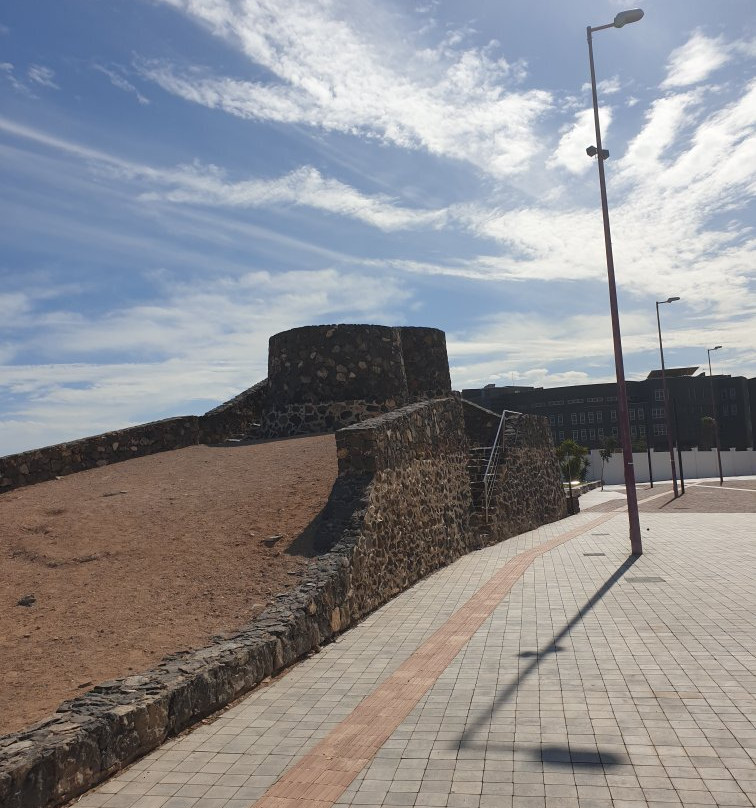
707, 345, 724, 485
655, 297, 680, 497
586, 8, 644, 556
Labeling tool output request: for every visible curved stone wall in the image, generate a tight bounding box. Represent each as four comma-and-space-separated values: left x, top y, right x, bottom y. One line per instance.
268, 324, 450, 403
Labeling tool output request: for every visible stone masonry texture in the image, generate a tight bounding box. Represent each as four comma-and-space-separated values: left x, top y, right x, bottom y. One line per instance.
0, 324, 568, 808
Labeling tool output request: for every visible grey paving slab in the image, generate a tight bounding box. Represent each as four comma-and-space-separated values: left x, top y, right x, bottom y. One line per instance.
76, 508, 756, 808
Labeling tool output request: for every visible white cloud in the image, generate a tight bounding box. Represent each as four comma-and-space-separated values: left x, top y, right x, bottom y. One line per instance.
581, 76, 622, 96
93, 64, 150, 104
661, 31, 731, 89
548, 108, 609, 176
144, 0, 553, 177
27, 64, 59, 89
138, 163, 448, 231
0, 117, 447, 232
0, 62, 28, 94
0, 267, 413, 454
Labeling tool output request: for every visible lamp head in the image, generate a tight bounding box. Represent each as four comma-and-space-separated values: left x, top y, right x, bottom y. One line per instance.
613, 8, 644, 28
666, 296, 680, 303
712, 345, 722, 351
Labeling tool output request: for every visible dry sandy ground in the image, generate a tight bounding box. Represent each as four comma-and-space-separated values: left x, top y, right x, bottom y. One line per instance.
0, 435, 337, 736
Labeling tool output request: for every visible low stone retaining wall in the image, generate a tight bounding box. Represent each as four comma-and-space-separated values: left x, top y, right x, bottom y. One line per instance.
0, 398, 474, 808
0, 417, 202, 493
0, 382, 270, 493
0, 398, 568, 808
199, 379, 269, 443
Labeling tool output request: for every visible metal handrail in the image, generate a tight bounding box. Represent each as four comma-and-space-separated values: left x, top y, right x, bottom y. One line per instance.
483, 409, 521, 522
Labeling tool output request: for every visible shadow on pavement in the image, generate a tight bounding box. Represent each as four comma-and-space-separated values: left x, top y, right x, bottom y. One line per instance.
458, 554, 640, 750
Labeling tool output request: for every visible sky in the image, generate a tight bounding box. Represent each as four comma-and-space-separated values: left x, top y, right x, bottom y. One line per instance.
1, 0, 754, 455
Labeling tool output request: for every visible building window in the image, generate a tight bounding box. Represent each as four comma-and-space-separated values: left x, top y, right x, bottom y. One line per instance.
611, 410, 617, 421
548, 400, 565, 406
639, 425, 646, 437
638, 408, 645, 420
571, 413, 578, 425
654, 389, 665, 401
722, 404, 729, 417
596, 411, 602, 423
579, 412, 586, 424
588, 411, 595, 423
629, 409, 635, 421
731, 403, 738, 415
611, 427, 618, 437
587, 397, 604, 403
653, 423, 667, 436
559, 430, 565, 441
549, 414, 555, 425
652, 407, 665, 419
580, 429, 587, 440
567, 398, 584, 404
589, 428, 596, 439
607, 396, 617, 402
557, 414, 563, 425
730, 387, 737, 399
572, 430, 579, 439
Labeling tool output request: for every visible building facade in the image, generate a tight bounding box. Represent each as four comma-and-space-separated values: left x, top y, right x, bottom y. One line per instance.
462, 370, 753, 451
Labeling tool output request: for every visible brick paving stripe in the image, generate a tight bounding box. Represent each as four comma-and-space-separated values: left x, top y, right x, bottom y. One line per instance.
251, 514, 617, 808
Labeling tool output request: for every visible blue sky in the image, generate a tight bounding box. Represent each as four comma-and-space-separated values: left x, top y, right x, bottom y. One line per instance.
1, 0, 754, 455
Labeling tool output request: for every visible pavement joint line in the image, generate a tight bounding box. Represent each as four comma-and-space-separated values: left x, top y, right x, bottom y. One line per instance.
249, 512, 618, 808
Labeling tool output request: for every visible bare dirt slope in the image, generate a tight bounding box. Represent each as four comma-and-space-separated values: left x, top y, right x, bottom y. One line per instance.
0, 435, 337, 736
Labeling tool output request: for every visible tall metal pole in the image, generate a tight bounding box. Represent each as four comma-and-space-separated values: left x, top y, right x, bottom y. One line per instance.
656, 301, 679, 496
587, 26, 642, 555
673, 398, 684, 494
708, 348, 724, 485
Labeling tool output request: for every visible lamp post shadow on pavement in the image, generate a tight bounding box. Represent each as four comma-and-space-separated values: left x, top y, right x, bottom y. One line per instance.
586, 8, 645, 555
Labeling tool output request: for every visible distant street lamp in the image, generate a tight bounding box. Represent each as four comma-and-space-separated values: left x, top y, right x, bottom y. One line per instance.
586, 8, 645, 556
655, 297, 680, 497
707, 345, 724, 485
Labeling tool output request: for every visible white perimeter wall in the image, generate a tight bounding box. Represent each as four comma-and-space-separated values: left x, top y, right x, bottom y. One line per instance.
587, 448, 756, 485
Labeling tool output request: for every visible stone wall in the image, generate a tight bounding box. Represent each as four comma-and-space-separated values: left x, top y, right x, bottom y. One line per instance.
0, 381, 271, 493
259, 399, 395, 439
460, 397, 501, 447
482, 415, 568, 543
0, 417, 202, 493
0, 398, 569, 808
263, 325, 451, 438
0, 398, 474, 808
199, 379, 269, 443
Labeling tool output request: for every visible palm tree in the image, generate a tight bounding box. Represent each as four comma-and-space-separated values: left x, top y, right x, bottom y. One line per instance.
556, 439, 590, 500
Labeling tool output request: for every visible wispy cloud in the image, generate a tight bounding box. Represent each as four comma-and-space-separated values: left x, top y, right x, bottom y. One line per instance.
138, 163, 448, 231
661, 31, 731, 89
0, 117, 448, 231
27, 64, 59, 89
144, 0, 553, 177
93, 64, 149, 104
0, 267, 413, 453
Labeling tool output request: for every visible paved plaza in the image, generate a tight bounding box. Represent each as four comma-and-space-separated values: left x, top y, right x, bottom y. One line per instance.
73, 481, 756, 808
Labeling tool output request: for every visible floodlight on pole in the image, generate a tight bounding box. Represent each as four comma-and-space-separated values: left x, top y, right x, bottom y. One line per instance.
656, 297, 680, 498
707, 345, 724, 485
586, 9, 645, 556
